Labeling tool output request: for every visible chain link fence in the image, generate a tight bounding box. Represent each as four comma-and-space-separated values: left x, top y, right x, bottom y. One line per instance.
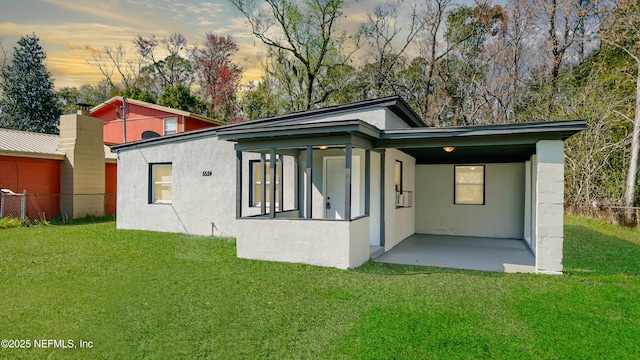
566, 203, 640, 229
0, 190, 27, 221
0, 190, 116, 221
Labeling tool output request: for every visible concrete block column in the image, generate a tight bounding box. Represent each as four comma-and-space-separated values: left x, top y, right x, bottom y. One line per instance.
535, 140, 564, 274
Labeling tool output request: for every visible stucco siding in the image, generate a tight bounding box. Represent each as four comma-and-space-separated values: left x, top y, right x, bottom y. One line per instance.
272, 107, 413, 130
116, 135, 238, 237
236, 219, 353, 268
384, 149, 416, 251
415, 163, 525, 239
349, 217, 371, 267
383, 109, 413, 129
288, 108, 386, 129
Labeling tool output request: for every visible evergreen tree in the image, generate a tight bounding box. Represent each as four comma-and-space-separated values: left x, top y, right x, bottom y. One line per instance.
157, 85, 206, 115
0, 33, 61, 134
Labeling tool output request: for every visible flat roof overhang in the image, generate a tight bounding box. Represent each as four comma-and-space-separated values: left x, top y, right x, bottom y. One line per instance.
114, 115, 586, 164
376, 120, 586, 164
217, 119, 381, 151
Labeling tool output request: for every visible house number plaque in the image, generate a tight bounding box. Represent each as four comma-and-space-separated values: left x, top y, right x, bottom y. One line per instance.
202, 171, 212, 177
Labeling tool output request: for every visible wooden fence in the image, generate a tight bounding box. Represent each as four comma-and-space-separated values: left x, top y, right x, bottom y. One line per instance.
566, 203, 640, 229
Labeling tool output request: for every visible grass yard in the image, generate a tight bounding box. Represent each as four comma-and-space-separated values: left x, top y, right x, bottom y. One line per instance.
1, 215, 639, 359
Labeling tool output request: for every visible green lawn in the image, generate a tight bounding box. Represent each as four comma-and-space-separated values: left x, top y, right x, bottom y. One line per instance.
0, 215, 639, 359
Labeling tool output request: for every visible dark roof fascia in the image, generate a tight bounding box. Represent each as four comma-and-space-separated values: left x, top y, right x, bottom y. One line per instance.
385, 97, 425, 127
380, 120, 586, 142
110, 96, 424, 152
226, 95, 425, 129
218, 119, 381, 142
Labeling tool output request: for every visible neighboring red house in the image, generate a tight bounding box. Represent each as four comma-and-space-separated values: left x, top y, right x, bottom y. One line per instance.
0, 100, 221, 220
0, 130, 63, 218
91, 97, 225, 145
0, 120, 117, 219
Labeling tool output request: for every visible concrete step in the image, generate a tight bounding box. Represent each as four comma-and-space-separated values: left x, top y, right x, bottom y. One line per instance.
369, 246, 384, 259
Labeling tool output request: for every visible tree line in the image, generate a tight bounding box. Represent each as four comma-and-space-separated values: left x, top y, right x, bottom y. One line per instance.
1, 0, 640, 209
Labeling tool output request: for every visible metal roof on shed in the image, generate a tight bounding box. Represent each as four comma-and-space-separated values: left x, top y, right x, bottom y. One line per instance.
0, 127, 117, 161
0, 128, 61, 156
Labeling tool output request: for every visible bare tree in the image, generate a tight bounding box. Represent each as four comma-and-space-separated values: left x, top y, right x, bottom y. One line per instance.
358, 0, 426, 97
229, 0, 356, 111
600, 0, 640, 208
90, 45, 143, 90
558, 77, 630, 204
134, 33, 194, 93
533, 0, 584, 92
191, 34, 242, 120
483, 0, 536, 122
415, 0, 454, 120
0, 38, 7, 76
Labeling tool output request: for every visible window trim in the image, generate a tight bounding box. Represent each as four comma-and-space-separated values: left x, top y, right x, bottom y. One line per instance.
454, 165, 485, 205
248, 158, 280, 208
149, 163, 173, 204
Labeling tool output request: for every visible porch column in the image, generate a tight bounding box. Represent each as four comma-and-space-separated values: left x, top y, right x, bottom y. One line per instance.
270, 148, 277, 218
294, 154, 299, 215
535, 140, 564, 274
236, 150, 242, 218
380, 150, 386, 246
260, 153, 267, 215
305, 146, 313, 219
345, 144, 352, 220
278, 154, 284, 212
524, 159, 533, 250
365, 149, 370, 215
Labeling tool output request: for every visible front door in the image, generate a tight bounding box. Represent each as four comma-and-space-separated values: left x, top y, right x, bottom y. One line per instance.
323, 156, 360, 219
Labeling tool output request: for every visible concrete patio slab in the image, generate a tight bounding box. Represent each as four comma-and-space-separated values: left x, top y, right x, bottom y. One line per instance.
373, 234, 535, 273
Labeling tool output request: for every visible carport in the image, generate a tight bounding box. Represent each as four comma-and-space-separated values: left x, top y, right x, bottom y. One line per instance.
374, 234, 535, 272
374, 120, 586, 273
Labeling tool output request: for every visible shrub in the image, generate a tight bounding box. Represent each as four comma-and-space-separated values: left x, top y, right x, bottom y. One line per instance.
0, 216, 22, 229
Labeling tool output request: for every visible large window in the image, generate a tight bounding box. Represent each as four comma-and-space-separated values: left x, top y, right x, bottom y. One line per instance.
164, 117, 178, 135
454, 165, 485, 205
150, 163, 172, 204
249, 159, 280, 208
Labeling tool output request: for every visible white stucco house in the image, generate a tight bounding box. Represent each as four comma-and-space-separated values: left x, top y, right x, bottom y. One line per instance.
111, 96, 585, 274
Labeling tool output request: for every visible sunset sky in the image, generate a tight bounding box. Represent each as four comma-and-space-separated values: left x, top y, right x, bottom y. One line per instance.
0, 0, 394, 89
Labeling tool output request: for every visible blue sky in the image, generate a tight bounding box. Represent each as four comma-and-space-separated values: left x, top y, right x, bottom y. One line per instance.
1, 0, 405, 88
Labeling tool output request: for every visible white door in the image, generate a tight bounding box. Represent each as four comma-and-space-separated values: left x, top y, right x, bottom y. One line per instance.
323, 156, 360, 219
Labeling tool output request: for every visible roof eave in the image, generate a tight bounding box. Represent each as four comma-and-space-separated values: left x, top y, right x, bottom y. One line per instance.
91, 96, 223, 125
381, 120, 586, 140
0, 150, 65, 160
217, 119, 381, 142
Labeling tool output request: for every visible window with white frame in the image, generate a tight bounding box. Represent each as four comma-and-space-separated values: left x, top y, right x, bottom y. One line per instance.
150, 163, 172, 204
454, 165, 485, 205
249, 159, 280, 208
164, 117, 178, 135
